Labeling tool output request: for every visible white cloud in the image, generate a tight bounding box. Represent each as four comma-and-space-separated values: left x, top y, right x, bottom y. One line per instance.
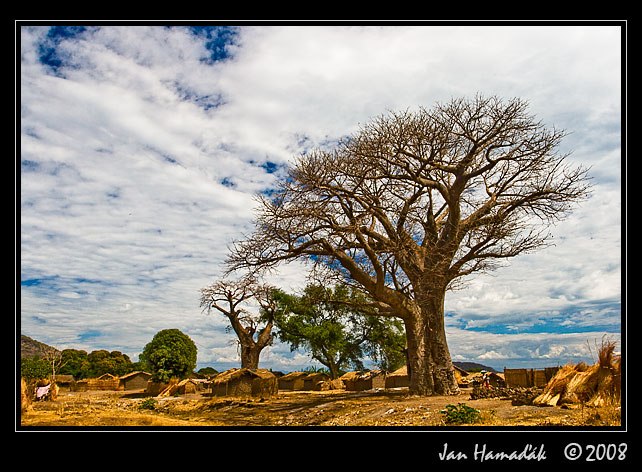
19, 24, 623, 370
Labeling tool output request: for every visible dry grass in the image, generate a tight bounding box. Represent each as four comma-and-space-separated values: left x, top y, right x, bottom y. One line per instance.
19, 385, 621, 428
534, 338, 621, 410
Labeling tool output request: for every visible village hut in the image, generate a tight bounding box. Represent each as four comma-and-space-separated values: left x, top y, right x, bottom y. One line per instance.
119, 371, 152, 391
52, 374, 75, 392
339, 371, 363, 390
341, 370, 387, 391
317, 378, 346, 391
504, 367, 560, 388
146, 380, 163, 396
211, 368, 278, 399
303, 372, 331, 390
489, 372, 505, 388
177, 378, 198, 394
278, 372, 308, 391
189, 378, 211, 392
533, 339, 621, 408
384, 366, 409, 389
87, 373, 121, 391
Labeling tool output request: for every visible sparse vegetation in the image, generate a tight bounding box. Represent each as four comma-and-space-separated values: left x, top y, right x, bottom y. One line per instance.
442, 403, 482, 425
20, 386, 621, 428
138, 398, 158, 410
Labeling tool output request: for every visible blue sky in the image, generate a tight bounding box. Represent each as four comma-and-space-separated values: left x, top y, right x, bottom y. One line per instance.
19, 23, 623, 372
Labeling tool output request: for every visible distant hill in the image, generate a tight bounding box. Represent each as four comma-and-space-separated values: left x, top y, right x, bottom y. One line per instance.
20, 334, 60, 359
453, 361, 497, 373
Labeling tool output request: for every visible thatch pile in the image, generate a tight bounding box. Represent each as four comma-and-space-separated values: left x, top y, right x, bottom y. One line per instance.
21, 378, 31, 412
533, 340, 621, 408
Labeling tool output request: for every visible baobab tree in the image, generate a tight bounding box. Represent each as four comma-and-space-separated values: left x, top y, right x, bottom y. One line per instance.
199, 278, 277, 370
227, 96, 592, 395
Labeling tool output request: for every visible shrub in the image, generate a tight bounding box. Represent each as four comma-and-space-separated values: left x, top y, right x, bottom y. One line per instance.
442, 403, 482, 425
138, 398, 157, 410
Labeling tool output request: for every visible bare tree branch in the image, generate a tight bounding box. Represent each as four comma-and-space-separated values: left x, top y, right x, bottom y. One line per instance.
225, 95, 592, 394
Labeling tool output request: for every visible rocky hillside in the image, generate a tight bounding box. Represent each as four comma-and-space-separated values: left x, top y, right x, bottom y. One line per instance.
21, 334, 60, 358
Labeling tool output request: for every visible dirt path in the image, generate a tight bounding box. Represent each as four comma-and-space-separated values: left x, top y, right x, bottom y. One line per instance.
19, 387, 618, 428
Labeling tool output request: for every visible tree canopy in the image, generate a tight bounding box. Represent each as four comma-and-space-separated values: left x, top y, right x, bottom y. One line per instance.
272, 284, 406, 378
227, 95, 591, 395
139, 329, 197, 382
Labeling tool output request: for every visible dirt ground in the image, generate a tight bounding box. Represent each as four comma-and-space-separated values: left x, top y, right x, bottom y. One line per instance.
19, 386, 621, 429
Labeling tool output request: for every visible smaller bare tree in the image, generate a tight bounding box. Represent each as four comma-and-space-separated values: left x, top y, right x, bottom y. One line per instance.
199, 278, 276, 370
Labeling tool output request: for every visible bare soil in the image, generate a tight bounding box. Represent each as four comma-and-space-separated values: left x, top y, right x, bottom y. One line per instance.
19, 387, 620, 428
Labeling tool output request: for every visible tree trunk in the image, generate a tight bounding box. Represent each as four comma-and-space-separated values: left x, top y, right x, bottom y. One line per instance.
404, 286, 459, 396
240, 344, 260, 370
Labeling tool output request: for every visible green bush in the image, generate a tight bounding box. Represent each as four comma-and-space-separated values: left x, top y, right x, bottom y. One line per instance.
138, 398, 157, 410
442, 403, 482, 425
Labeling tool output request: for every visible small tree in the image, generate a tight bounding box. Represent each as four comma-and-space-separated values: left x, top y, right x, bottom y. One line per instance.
139, 329, 197, 383
272, 284, 406, 378
199, 278, 276, 370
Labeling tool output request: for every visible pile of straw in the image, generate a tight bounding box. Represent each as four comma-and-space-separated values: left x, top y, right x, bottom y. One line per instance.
533, 339, 621, 408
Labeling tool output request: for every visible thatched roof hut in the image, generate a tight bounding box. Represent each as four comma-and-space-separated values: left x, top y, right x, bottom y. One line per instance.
341, 370, 386, 391
340, 371, 362, 390
278, 372, 308, 391
303, 372, 330, 390
119, 371, 152, 391
211, 368, 278, 399
384, 366, 409, 389
317, 378, 346, 391
177, 378, 197, 394
51, 374, 75, 392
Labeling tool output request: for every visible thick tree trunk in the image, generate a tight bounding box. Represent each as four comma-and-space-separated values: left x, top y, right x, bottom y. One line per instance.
240, 345, 261, 370
404, 286, 459, 396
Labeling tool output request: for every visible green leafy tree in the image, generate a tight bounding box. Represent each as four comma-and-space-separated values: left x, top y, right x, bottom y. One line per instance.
273, 284, 406, 379
58, 349, 88, 379
83, 350, 135, 378
57, 349, 138, 379
139, 329, 197, 383
20, 356, 51, 380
